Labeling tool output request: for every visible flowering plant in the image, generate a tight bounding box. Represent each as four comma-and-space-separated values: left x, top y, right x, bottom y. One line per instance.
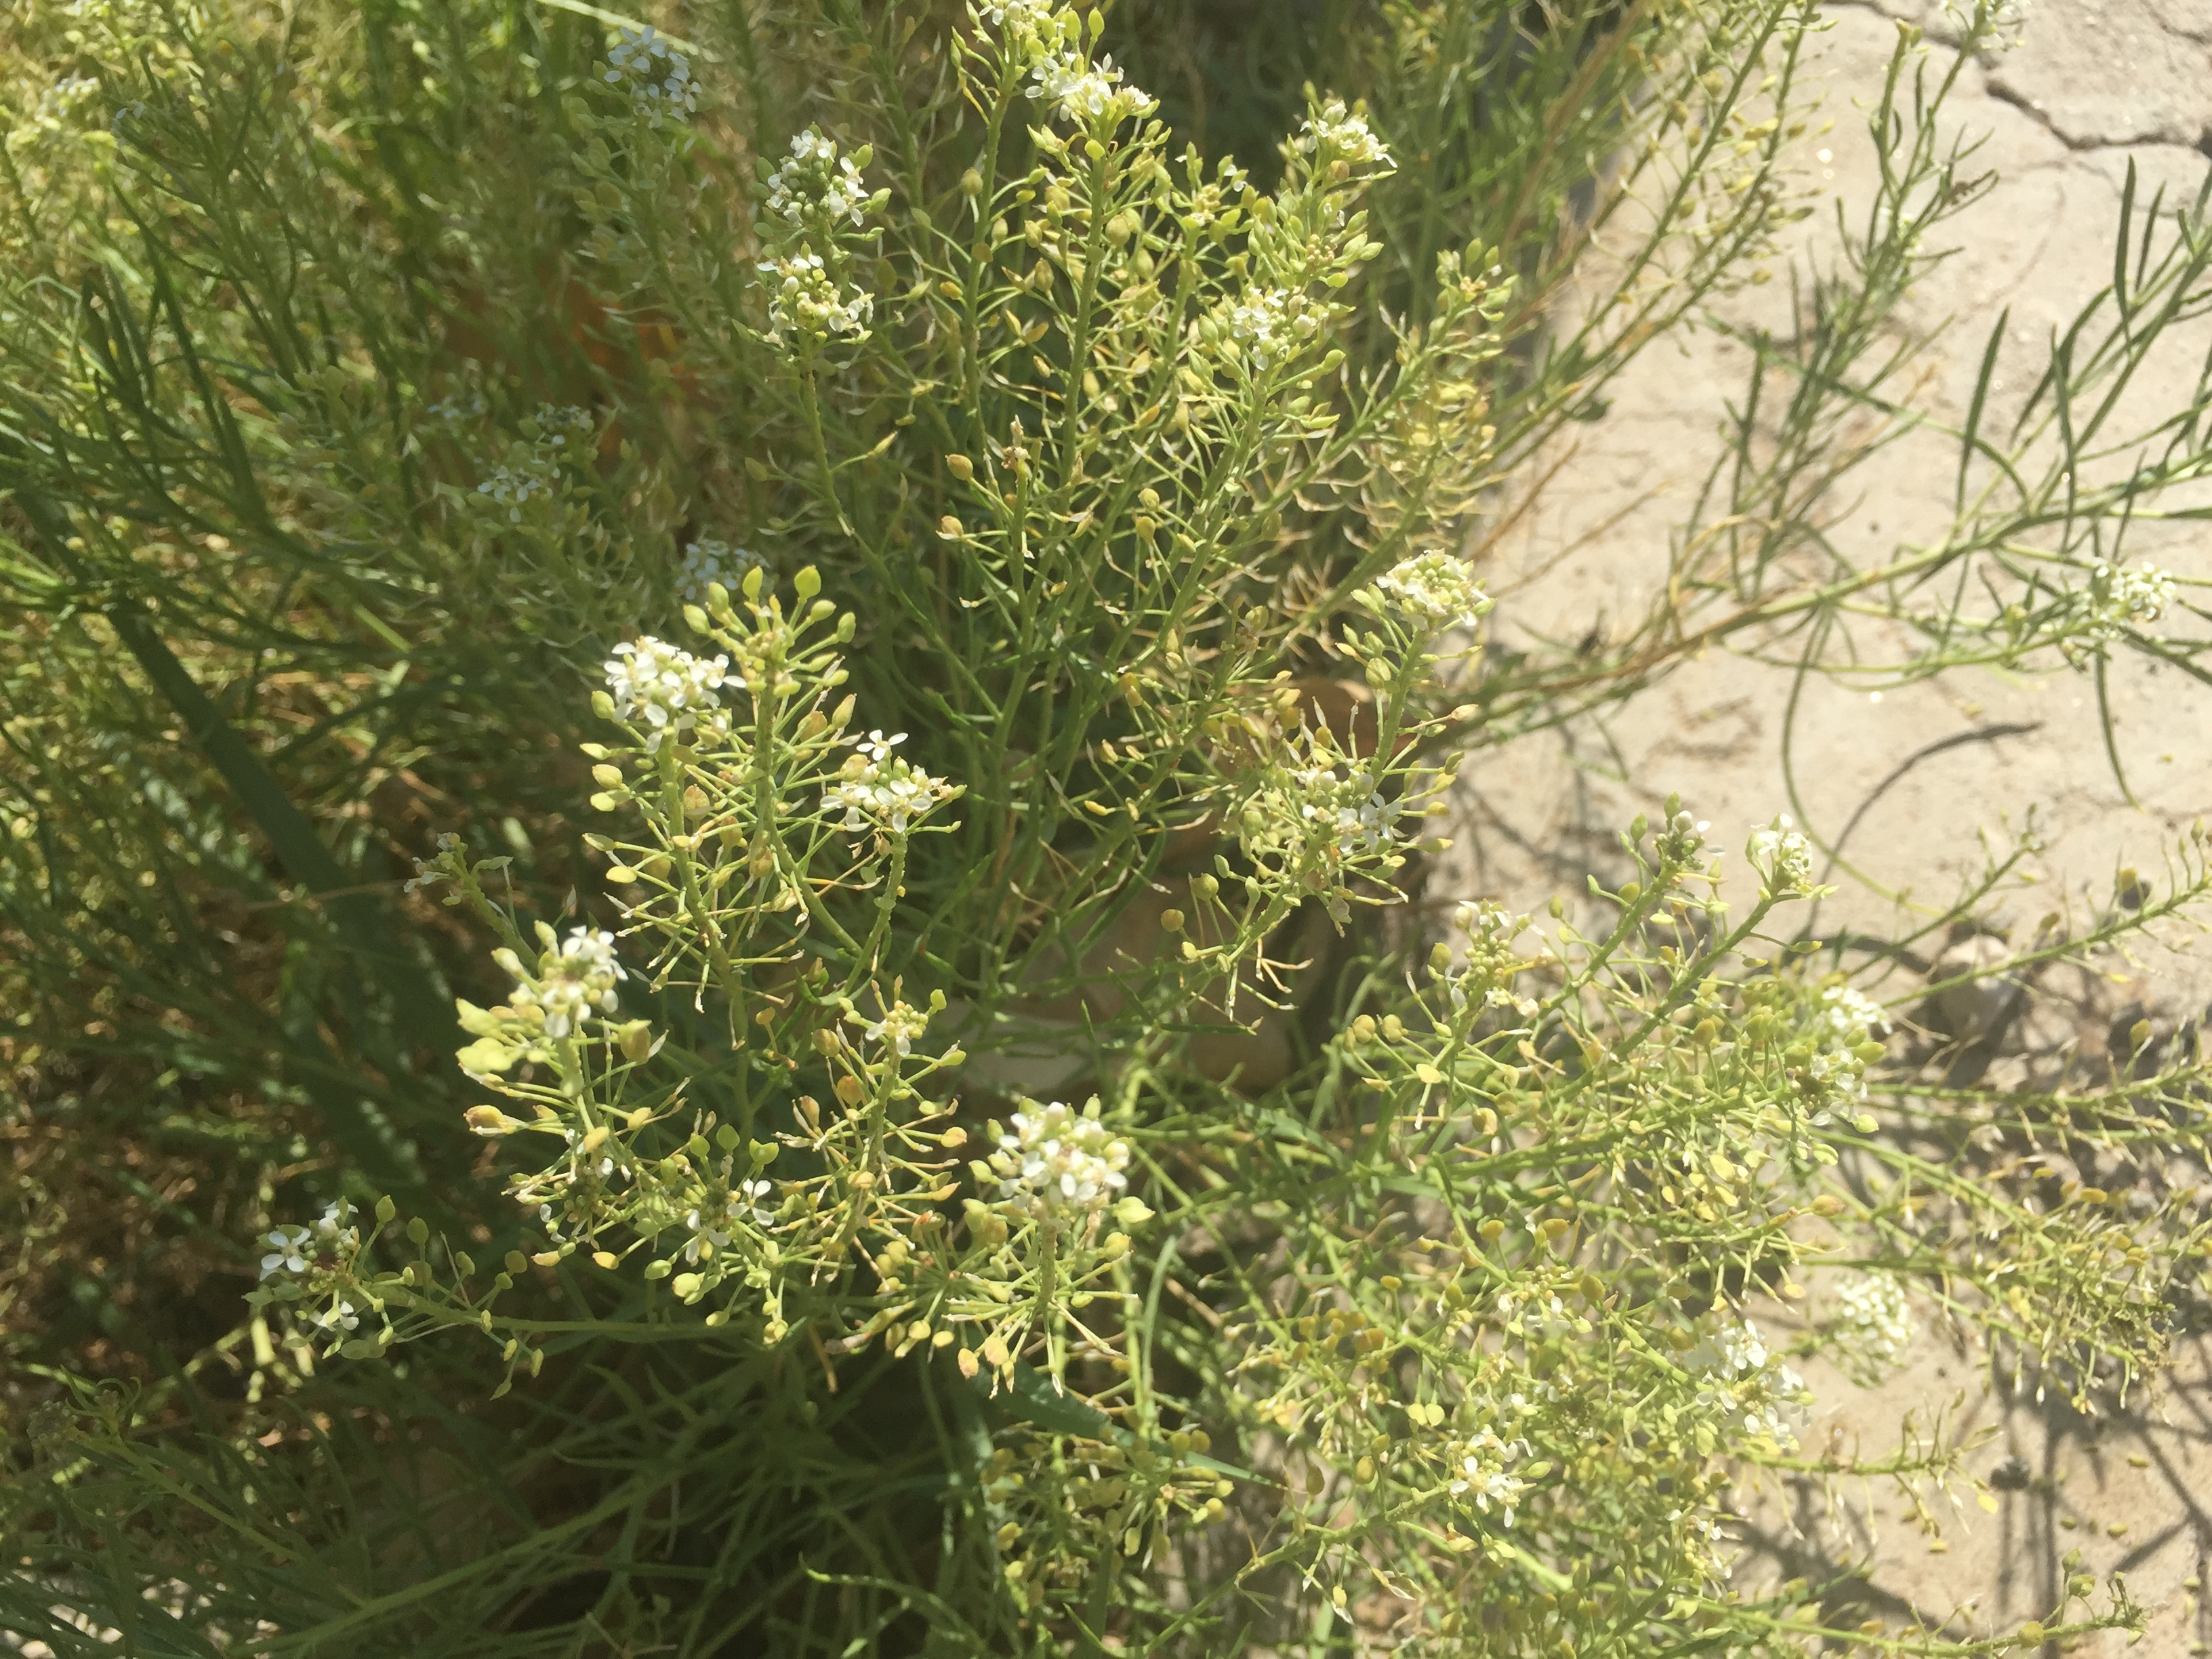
1, 1, 2207, 1656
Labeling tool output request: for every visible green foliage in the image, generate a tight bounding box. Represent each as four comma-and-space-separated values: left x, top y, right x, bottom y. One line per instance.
2, 1, 2209, 1656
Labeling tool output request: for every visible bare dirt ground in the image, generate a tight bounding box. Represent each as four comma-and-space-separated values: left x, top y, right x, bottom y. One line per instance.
1438, 3, 2212, 1649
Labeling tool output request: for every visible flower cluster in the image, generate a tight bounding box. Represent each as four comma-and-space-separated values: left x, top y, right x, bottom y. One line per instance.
1317, 773, 1395, 858
1831, 1273, 1914, 1364
758, 250, 875, 345
1292, 98, 1393, 168
314, 1200, 360, 1254
258, 1206, 366, 1327
530, 404, 596, 449
1815, 982, 1884, 1048
822, 740, 959, 837
604, 25, 697, 124
680, 538, 762, 603
603, 636, 733, 751
426, 390, 486, 427
988, 1098, 1131, 1222
765, 128, 871, 230
2084, 560, 2177, 642
682, 1179, 778, 1264
472, 406, 594, 520
495, 926, 627, 1040
1792, 980, 1884, 1124
1025, 49, 1158, 127
1687, 1318, 1810, 1450
1746, 813, 1814, 897
7, 73, 102, 158
859, 1000, 931, 1058
1446, 1426, 1529, 1528
981, 0, 1057, 34
475, 464, 550, 521
1233, 729, 1412, 901
1222, 287, 1318, 371
1360, 551, 1492, 636
1656, 806, 1712, 862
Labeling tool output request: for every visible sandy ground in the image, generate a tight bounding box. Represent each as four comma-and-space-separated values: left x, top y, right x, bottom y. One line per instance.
1435, 3, 2212, 1649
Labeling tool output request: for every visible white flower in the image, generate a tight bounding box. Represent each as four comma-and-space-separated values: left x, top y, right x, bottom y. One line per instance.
982, 0, 1057, 30
758, 250, 875, 344
1025, 48, 1156, 126
680, 538, 762, 602
1221, 287, 1322, 371
1816, 983, 1884, 1048
682, 1208, 731, 1264
1293, 98, 1392, 167
988, 1098, 1131, 1221
1693, 1318, 1770, 1377
861, 1000, 930, 1058
604, 636, 733, 751
1295, 764, 1400, 859
1330, 790, 1394, 858
315, 1298, 361, 1334
2083, 560, 2176, 642
1687, 1318, 1810, 1450
1362, 551, 1492, 634
1235, 733, 1407, 883
475, 462, 550, 522
426, 391, 485, 426
605, 25, 697, 123
501, 926, 627, 1039
532, 404, 595, 447
823, 750, 958, 837
739, 1179, 778, 1227
314, 1202, 359, 1253
1446, 1427, 1526, 1527
857, 729, 904, 764
1790, 979, 1883, 1125
259, 1226, 310, 1277
766, 127, 872, 229
1658, 808, 1711, 861
1832, 1273, 1914, 1362
1746, 813, 1814, 897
